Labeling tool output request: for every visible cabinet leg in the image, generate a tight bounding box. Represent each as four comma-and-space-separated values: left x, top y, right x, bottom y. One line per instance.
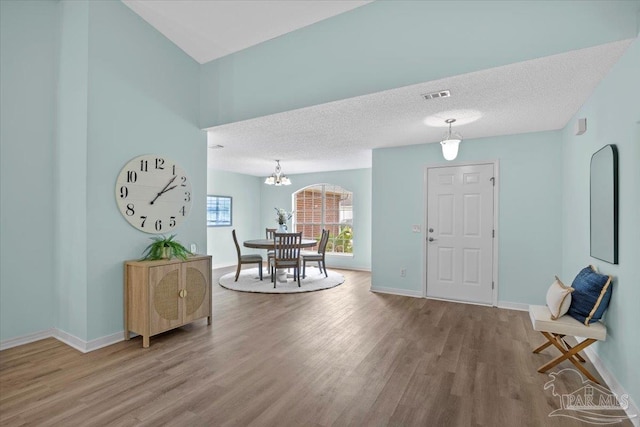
143, 336, 150, 348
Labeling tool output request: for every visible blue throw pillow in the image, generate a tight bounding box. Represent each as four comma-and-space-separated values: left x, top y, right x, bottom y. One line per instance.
567, 265, 613, 325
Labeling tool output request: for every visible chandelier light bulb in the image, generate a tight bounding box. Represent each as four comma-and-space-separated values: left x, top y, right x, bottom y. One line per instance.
265, 160, 291, 186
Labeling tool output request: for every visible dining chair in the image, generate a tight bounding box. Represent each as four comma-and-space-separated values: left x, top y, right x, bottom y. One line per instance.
265, 228, 277, 264
265, 228, 277, 239
302, 229, 330, 278
270, 232, 302, 288
232, 229, 263, 281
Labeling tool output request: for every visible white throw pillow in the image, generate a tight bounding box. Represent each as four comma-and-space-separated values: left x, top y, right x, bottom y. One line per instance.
546, 276, 574, 320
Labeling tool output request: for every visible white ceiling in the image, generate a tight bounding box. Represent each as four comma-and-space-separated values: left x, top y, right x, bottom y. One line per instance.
122, 1, 634, 177
122, 0, 372, 64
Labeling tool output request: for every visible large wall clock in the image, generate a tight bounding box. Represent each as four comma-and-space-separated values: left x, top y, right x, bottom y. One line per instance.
115, 154, 192, 233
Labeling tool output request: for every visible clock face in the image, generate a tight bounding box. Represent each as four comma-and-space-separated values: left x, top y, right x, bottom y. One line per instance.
115, 154, 192, 234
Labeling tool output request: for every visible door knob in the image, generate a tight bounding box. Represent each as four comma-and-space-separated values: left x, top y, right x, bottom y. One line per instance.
428, 237, 437, 242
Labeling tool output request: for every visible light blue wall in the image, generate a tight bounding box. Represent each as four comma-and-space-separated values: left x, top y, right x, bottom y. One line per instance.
372, 131, 563, 302
207, 169, 262, 268
561, 37, 639, 405
0, 0, 205, 343
0, 0, 58, 341
261, 168, 372, 271
200, 0, 640, 128
55, 0, 89, 341
206, 168, 372, 271
84, 1, 204, 340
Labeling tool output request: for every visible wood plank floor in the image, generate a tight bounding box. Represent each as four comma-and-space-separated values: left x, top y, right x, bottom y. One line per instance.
0, 268, 631, 426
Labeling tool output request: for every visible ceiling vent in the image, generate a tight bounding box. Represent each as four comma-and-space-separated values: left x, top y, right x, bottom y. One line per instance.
422, 90, 451, 100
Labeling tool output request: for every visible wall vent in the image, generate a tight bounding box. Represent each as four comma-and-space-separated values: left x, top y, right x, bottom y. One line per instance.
422, 90, 451, 100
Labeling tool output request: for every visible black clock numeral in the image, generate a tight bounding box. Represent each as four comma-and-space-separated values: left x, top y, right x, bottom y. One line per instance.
169, 216, 176, 227
119, 186, 128, 199
126, 203, 135, 216
179, 206, 186, 216
184, 191, 191, 202
172, 165, 176, 175
126, 171, 137, 183
140, 216, 147, 228
180, 176, 187, 187
155, 219, 162, 231
140, 160, 148, 172
155, 158, 165, 170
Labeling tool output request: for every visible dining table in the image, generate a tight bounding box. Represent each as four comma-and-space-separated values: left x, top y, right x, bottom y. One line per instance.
243, 238, 318, 250
244, 238, 317, 282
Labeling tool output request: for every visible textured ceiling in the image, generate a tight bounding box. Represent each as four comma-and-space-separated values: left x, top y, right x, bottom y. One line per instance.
121, 1, 636, 178
206, 39, 632, 176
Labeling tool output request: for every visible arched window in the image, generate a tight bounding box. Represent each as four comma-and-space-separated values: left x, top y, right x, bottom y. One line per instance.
293, 184, 353, 255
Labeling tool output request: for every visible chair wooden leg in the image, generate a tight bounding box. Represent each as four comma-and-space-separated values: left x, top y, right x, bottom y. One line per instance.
234, 263, 241, 282
560, 337, 586, 363
322, 261, 327, 277
271, 264, 275, 287
302, 260, 306, 279
533, 333, 586, 363
297, 266, 301, 287
536, 333, 600, 384
258, 262, 263, 280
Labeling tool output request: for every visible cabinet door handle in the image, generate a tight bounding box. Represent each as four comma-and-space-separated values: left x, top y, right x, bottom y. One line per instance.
178, 289, 186, 298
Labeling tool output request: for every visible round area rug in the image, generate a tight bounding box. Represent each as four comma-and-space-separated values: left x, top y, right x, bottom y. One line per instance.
219, 267, 345, 294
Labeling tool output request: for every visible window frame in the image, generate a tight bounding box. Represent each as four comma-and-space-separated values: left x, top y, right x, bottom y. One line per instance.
206, 195, 232, 227
293, 184, 353, 256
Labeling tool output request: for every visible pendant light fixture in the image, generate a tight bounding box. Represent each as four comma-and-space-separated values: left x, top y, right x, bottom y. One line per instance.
440, 118, 462, 161
264, 160, 291, 186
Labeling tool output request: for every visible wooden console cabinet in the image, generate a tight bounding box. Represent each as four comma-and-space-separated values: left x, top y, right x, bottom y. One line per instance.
124, 255, 212, 348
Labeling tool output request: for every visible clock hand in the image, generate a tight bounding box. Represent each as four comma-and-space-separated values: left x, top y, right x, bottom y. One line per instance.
150, 176, 177, 205
162, 185, 177, 194
159, 175, 177, 193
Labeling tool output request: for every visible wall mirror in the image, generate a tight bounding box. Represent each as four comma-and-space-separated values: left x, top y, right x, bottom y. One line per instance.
590, 144, 618, 264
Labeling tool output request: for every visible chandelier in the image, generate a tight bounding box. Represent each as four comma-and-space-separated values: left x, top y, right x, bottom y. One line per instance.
264, 160, 291, 186
440, 118, 462, 161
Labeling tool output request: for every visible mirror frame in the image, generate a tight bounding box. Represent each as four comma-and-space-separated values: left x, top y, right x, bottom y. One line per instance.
590, 144, 618, 264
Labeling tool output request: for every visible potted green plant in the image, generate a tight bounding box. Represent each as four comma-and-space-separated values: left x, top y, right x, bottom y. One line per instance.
141, 234, 192, 261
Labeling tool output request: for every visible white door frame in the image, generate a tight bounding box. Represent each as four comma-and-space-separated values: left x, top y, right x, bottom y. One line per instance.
422, 159, 500, 306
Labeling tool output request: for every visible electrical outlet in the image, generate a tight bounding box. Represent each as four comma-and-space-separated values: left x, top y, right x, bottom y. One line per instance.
412, 225, 421, 233
400, 268, 406, 277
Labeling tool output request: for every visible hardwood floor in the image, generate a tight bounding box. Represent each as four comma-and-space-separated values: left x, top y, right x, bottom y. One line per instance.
0, 268, 631, 426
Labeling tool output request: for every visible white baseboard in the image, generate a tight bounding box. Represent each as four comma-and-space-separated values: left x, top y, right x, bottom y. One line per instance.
1, 328, 124, 353
581, 344, 639, 426
0, 328, 56, 351
370, 286, 423, 298
335, 266, 371, 272
497, 301, 529, 311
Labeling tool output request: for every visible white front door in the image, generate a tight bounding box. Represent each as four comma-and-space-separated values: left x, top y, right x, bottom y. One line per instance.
426, 163, 495, 305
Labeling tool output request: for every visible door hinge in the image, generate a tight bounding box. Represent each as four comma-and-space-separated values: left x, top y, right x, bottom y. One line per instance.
492, 281, 495, 290
492, 229, 495, 238
490, 177, 495, 186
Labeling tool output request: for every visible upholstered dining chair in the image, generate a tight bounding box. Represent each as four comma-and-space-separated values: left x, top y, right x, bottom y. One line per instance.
232, 229, 263, 281
302, 229, 330, 278
270, 232, 302, 288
